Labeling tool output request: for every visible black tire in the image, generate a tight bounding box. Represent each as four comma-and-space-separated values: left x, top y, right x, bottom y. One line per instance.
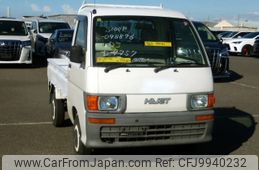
242, 45, 252, 57
73, 115, 92, 154
50, 92, 65, 127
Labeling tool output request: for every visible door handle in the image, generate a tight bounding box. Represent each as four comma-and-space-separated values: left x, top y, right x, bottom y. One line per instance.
68, 64, 71, 68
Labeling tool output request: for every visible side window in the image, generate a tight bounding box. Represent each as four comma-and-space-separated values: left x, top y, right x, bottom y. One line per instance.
31, 21, 37, 32
75, 19, 87, 53
70, 16, 87, 64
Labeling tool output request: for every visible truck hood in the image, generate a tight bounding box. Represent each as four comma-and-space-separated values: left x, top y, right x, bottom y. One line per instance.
93, 67, 213, 94
86, 67, 214, 112
0, 35, 30, 41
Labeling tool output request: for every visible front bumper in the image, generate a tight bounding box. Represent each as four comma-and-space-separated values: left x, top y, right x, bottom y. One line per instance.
84, 110, 214, 148
212, 57, 230, 78
0, 46, 32, 64
211, 56, 230, 78
226, 43, 242, 53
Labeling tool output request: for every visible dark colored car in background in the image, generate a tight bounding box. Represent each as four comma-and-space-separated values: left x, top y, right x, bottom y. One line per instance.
252, 38, 259, 57
193, 21, 230, 78
46, 29, 73, 58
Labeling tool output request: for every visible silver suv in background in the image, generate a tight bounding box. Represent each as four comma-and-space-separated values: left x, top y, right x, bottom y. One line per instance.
0, 18, 32, 64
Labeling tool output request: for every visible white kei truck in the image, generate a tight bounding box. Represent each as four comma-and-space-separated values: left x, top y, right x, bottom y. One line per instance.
47, 3, 215, 154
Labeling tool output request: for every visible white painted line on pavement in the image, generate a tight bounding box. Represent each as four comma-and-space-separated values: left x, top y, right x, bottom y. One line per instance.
230, 82, 259, 90
0, 122, 52, 126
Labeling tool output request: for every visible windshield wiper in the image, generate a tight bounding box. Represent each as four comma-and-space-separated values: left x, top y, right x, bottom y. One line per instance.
154, 64, 176, 73
104, 62, 161, 73
154, 62, 204, 73
104, 63, 129, 73
175, 62, 205, 66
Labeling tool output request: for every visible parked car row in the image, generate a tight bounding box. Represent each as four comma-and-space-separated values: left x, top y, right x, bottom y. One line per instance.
213, 30, 259, 57
0, 17, 72, 65
223, 32, 259, 57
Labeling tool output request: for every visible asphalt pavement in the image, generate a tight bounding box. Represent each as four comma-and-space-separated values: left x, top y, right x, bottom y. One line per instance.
0, 56, 258, 156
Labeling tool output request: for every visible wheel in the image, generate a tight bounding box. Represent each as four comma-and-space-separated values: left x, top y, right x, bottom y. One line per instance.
50, 92, 65, 127
73, 115, 92, 154
242, 45, 252, 57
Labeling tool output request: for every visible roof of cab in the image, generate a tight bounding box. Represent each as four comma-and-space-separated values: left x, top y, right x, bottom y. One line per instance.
78, 3, 186, 19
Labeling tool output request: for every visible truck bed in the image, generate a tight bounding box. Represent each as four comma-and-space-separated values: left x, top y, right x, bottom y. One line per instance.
47, 58, 69, 99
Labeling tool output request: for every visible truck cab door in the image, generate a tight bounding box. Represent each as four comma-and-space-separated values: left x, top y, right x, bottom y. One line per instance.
67, 16, 88, 123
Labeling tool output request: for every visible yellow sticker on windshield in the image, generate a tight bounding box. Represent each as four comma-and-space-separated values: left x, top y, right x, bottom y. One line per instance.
96, 57, 131, 63
144, 41, 172, 47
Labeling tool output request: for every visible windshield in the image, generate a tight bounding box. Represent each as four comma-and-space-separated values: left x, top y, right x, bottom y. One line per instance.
243, 32, 259, 39
224, 31, 238, 38
57, 31, 73, 42
193, 22, 218, 42
94, 16, 207, 68
233, 32, 249, 38
0, 20, 27, 36
39, 22, 70, 33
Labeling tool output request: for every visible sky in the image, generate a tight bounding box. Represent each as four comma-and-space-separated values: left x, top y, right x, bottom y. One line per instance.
1, 0, 259, 26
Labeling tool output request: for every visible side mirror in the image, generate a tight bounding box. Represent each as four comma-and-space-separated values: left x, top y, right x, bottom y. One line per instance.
70, 45, 84, 63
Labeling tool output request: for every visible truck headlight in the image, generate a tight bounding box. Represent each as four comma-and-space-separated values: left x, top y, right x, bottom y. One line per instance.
99, 96, 118, 111
85, 94, 126, 113
189, 93, 215, 110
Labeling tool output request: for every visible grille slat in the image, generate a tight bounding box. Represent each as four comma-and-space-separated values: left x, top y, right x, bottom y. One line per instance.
0, 40, 22, 61
207, 48, 228, 75
101, 126, 205, 133
101, 123, 206, 143
101, 132, 204, 139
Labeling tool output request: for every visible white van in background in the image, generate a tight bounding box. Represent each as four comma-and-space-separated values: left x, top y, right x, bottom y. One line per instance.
0, 18, 32, 64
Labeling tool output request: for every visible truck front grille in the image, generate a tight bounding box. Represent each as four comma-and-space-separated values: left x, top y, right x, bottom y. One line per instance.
100, 123, 206, 143
0, 40, 22, 61
206, 48, 228, 75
